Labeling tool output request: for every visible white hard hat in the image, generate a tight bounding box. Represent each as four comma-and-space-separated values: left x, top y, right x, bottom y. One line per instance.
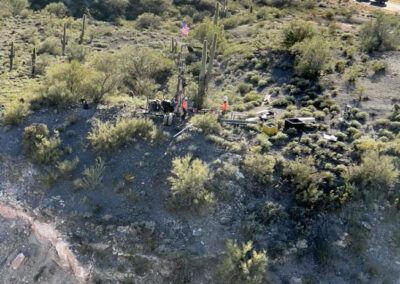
184, 97, 188, 100
223, 96, 228, 102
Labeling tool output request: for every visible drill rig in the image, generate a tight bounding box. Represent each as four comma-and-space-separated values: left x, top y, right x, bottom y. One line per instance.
148, 44, 188, 126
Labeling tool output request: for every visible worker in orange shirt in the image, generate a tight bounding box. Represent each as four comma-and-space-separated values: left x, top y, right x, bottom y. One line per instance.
181, 97, 188, 120
221, 96, 228, 116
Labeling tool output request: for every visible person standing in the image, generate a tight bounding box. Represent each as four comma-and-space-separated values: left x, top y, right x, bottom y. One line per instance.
181, 97, 188, 120
221, 96, 228, 116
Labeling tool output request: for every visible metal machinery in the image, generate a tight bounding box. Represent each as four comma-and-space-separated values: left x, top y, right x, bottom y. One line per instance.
147, 44, 189, 126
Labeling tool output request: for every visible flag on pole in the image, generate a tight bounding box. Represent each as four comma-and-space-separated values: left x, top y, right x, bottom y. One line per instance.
181, 22, 189, 37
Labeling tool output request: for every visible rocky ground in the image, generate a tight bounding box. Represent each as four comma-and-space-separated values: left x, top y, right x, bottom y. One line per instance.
0, 216, 77, 284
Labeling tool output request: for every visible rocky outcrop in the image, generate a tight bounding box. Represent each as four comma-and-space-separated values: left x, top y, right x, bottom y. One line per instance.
0, 193, 89, 284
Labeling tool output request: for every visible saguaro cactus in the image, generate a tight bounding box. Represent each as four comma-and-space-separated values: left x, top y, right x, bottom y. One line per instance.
79, 14, 86, 44
206, 33, 217, 88
61, 23, 68, 56
214, 2, 220, 25
9, 42, 15, 72
171, 37, 178, 54
221, 0, 228, 18
31, 48, 36, 77
196, 33, 218, 109
196, 40, 208, 109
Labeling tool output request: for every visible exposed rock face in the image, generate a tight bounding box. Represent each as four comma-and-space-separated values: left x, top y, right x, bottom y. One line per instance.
0, 194, 89, 284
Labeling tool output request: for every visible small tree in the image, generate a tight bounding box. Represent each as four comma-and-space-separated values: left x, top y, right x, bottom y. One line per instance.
293, 37, 330, 79
5, 0, 29, 16
360, 12, 400, 52
22, 123, 61, 164
218, 240, 268, 284
242, 154, 275, 184
44, 2, 68, 17
347, 151, 399, 190
282, 20, 316, 48
168, 155, 215, 210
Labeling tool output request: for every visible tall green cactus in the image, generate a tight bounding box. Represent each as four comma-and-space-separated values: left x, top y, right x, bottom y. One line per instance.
79, 14, 86, 44
195, 34, 218, 109
171, 37, 178, 54
61, 23, 68, 56
206, 33, 217, 88
214, 2, 220, 25
9, 42, 15, 72
196, 40, 208, 109
31, 48, 36, 77
221, 0, 228, 18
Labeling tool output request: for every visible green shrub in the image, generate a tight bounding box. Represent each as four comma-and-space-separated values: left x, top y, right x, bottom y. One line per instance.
77, 157, 105, 190
242, 154, 275, 184
346, 151, 398, 190
259, 201, 287, 225
88, 118, 154, 152
22, 123, 61, 164
39, 61, 101, 106
135, 13, 161, 30
238, 83, 252, 95
191, 18, 226, 51
191, 113, 221, 135
38, 37, 61, 56
360, 12, 400, 52
344, 65, 363, 82
57, 157, 79, 179
293, 37, 330, 79
283, 157, 324, 207
1, 101, 30, 126
167, 155, 215, 210
217, 240, 268, 284
44, 2, 68, 17
370, 60, 386, 74
40, 170, 59, 189
3, 0, 28, 16
282, 20, 316, 48
243, 91, 262, 103
67, 44, 88, 62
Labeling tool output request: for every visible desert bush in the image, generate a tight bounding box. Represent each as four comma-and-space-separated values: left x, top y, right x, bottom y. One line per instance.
39, 61, 101, 106
2, 0, 28, 16
282, 20, 316, 48
77, 157, 105, 190
346, 151, 398, 190
38, 37, 61, 55
238, 83, 252, 95
123, 47, 174, 89
127, 0, 171, 19
283, 157, 324, 207
88, 118, 154, 152
191, 17, 226, 51
22, 123, 61, 164
57, 157, 79, 179
191, 113, 221, 135
344, 65, 363, 82
44, 2, 67, 17
243, 91, 262, 104
360, 12, 400, 52
258, 201, 287, 225
217, 239, 268, 284
90, 52, 125, 101
67, 44, 88, 62
293, 37, 330, 79
1, 101, 30, 126
370, 60, 386, 74
135, 13, 161, 30
242, 153, 275, 184
256, 133, 271, 151
167, 154, 215, 210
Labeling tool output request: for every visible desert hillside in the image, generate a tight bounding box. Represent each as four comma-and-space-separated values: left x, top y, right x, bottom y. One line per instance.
0, 0, 400, 283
